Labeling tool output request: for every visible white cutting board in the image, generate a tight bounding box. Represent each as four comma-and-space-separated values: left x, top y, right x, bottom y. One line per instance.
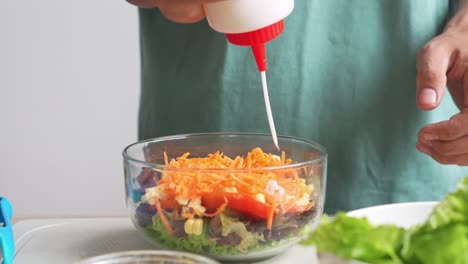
11, 218, 318, 264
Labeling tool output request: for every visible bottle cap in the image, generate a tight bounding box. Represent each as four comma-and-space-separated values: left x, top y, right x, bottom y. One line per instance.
225, 20, 284, 71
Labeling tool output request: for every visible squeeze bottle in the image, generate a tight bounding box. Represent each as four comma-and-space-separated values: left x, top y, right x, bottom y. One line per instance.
204, 0, 294, 150
204, 0, 294, 71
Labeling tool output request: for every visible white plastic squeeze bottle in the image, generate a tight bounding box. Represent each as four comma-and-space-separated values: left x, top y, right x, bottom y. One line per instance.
204, 0, 295, 150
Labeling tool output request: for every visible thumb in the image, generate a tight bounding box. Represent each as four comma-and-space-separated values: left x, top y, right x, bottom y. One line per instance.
416, 41, 451, 110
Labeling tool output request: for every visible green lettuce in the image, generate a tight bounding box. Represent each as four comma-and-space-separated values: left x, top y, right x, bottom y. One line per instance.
418, 177, 468, 231
301, 177, 468, 264
219, 213, 265, 253
146, 216, 239, 256
400, 177, 468, 263
145, 212, 301, 256
301, 214, 405, 264
400, 223, 468, 264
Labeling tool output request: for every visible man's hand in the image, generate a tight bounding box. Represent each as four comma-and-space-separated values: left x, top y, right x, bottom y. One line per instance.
127, 0, 219, 24
416, 4, 468, 165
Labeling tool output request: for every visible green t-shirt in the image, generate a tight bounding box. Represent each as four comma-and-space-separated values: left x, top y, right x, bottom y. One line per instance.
137, 0, 467, 213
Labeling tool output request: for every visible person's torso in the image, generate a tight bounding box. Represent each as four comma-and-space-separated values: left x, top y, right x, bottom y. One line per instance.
137, 0, 466, 213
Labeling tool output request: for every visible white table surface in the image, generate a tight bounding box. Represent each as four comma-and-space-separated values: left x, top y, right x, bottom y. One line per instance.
10, 217, 319, 264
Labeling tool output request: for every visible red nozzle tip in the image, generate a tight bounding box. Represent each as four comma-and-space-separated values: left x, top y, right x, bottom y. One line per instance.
251, 44, 266, 71
225, 20, 284, 72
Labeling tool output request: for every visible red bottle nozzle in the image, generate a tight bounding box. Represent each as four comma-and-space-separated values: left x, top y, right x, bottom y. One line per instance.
225, 20, 284, 72
251, 44, 266, 72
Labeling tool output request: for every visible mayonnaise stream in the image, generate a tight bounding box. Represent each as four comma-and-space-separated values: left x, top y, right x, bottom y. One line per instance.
260, 71, 280, 150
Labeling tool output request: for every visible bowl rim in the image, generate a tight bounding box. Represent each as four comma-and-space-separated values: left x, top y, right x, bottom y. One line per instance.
77, 250, 220, 264
122, 132, 328, 171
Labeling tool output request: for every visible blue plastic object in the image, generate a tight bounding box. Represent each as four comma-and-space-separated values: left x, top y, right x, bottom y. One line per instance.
0, 197, 13, 264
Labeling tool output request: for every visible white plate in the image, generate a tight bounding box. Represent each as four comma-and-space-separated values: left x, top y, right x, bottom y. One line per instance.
318, 201, 438, 264
347, 201, 437, 228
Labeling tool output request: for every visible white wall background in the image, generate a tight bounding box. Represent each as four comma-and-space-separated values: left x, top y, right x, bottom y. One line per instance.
0, 1, 140, 217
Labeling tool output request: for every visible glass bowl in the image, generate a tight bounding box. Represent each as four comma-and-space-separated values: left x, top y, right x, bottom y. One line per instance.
76, 250, 220, 264
123, 133, 327, 262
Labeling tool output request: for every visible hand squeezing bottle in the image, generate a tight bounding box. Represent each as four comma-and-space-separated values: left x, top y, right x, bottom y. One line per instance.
204, 0, 295, 150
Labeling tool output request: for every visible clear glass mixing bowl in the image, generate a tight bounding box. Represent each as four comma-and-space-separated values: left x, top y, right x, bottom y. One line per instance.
123, 133, 327, 262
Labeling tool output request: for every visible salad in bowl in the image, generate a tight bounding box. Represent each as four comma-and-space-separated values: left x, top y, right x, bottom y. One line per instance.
123, 133, 327, 262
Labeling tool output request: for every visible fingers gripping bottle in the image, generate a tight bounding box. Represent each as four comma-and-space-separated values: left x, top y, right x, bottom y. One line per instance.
204, 0, 295, 149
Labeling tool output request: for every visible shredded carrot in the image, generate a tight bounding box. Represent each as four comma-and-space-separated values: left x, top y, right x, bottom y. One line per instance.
267, 200, 275, 230
246, 152, 252, 168
155, 147, 312, 224
154, 198, 173, 235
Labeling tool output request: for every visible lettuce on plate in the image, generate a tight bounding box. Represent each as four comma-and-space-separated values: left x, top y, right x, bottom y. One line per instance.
400, 177, 468, 264
301, 214, 405, 264
301, 177, 468, 264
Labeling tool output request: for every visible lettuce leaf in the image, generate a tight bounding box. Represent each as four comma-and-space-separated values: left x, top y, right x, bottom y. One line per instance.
301, 214, 405, 264
420, 177, 468, 231
302, 177, 468, 264
400, 177, 468, 264
400, 223, 468, 264
146, 216, 239, 256
145, 212, 279, 256
220, 213, 265, 253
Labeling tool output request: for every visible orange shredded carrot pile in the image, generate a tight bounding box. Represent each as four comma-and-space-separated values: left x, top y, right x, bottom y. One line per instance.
158, 148, 302, 202
153, 148, 313, 230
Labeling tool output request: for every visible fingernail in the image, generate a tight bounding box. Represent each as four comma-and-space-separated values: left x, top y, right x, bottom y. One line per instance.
420, 133, 437, 142
419, 88, 437, 105
419, 138, 433, 146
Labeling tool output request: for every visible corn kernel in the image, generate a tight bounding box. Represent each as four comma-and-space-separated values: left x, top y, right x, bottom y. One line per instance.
184, 219, 195, 235
192, 219, 203, 236
184, 218, 203, 235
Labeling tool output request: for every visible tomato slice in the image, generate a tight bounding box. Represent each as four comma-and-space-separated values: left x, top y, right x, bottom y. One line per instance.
202, 192, 272, 220
158, 198, 178, 209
